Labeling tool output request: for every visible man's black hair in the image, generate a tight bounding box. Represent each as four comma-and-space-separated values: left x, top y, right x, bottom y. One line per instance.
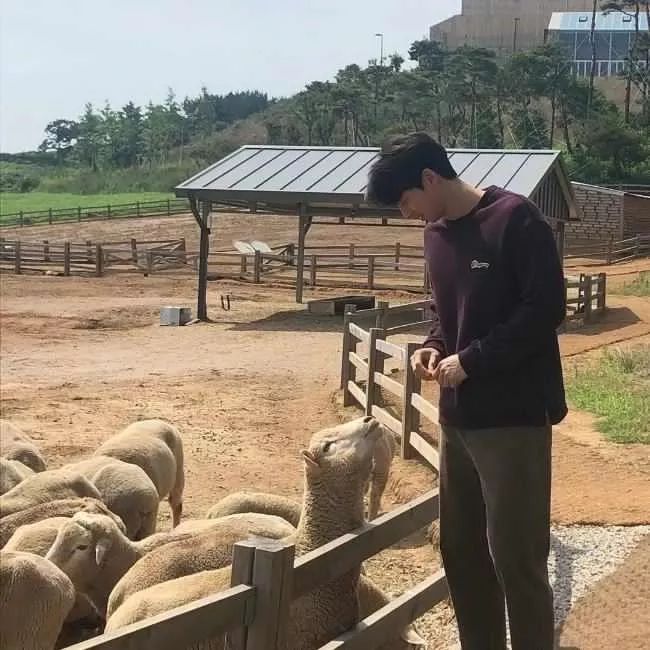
365, 132, 458, 206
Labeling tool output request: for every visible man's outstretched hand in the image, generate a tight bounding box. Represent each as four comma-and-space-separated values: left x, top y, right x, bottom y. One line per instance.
435, 354, 468, 388
410, 347, 442, 381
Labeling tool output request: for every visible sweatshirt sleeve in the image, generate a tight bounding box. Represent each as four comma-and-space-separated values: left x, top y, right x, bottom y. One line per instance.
422, 302, 446, 356
458, 205, 566, 377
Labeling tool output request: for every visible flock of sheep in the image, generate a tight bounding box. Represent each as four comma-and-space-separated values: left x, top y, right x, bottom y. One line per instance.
0, 415, 428, 649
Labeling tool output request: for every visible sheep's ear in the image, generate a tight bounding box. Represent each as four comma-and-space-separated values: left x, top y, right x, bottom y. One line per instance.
400, 623, 426, 647
95, 538, 111, 566
301, 450, 320, 469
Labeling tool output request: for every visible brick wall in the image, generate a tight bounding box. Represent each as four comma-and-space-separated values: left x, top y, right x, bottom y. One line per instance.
566, 183, 624, 246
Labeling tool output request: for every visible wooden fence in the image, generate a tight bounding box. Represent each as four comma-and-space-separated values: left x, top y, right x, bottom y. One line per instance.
565, 273, 607, 322
0, 198, 189, 228
0, 238, 192, 276
564, 234, 650, 265
62, 489, 445, 650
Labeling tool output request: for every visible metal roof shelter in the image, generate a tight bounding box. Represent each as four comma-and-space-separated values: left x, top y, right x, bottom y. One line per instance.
176, 146, 577, 318
548, 11, 649, 31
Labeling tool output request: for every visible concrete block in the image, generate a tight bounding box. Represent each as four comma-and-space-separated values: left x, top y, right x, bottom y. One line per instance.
160, 306, 192, 326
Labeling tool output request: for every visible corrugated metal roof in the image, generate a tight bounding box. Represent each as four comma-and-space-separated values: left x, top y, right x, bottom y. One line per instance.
176, 146, 568, 207
548, 11, 649, 32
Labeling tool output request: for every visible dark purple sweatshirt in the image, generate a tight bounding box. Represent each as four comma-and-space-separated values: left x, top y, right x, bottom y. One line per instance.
423, 186, 567, 429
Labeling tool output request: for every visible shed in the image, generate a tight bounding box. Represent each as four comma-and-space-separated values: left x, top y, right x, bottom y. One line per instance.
176, 146, 577, 319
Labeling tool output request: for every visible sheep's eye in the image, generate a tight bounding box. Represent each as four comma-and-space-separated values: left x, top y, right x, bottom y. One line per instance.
322, 441, 333, 453
76, 544, 88, 551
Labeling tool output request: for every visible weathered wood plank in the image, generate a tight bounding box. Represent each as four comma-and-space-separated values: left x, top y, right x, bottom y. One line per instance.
347, 381, 367, 408
411, 393, 439, 424
349, 352, 369, 373
374, 338, 406, 362
348, 322, 369, 343
409, 431, 440, 470
373, 372, 403, 398
371, 405, 403, 435
292, 490, 439, 598
385, 320, 434, 335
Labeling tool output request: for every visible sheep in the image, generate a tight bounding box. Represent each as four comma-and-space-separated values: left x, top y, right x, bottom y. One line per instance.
0, 419, 47, 472
366, 427, 396, 520
0, 550, 75, 650
94, 419, 184, 527
4, 516, 72, 555
65, 456, 160, 540
206, 491, 302, 527
106, 512, 296, 616
0, 469, 101, 518
45, 511, 193, 618
0, 457, 34, 495
107, 416, 425, 649
0, 497, 124, 548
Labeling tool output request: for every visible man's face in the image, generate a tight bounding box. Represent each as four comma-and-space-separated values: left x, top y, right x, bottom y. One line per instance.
398, 169, 445, 222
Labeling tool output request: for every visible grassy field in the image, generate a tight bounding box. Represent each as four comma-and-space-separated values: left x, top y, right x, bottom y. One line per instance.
614, 271, 650, 297
0, 192, 174, 216
566, 345, 650, 444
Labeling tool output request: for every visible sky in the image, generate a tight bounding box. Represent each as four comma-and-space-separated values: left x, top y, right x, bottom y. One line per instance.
0, 0, 460, 153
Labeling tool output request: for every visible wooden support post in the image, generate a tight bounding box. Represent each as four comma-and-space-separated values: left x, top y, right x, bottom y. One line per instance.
77, 206, 81, 222
253, 250, 262, 283
43, 240, 50, 262
19, 210, 24, 227
375, 301, 389, 329
310, 254, 317, 287
14, 241, 21, 275
341, 305, 357, 403
401, 342, 422, 461
225, 541, 256, 650
95, 245, 104, 277
131, 238, 138, 264
556, 220, 565, 266
394, 242, 401, 271
286, 243, 295, 266
295, 207, 310, 304
86, 240, 93, 263
349, 243, 355, 269
136, 201, 141, 217
244, 539, 295, 650
368, 256, 375, 290
240, 254, 248, 277
197, 201, 211, 321
48, 208, 53, 224
63, 242, 71, 276
365, 328, 381, 416
145, 252, 153, 277
598, 272, 607, 312
583, 275, 593, 322
107, 204, 111, 219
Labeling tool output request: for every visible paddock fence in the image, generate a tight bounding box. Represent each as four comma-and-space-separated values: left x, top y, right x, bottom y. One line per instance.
564, 234, 650, 266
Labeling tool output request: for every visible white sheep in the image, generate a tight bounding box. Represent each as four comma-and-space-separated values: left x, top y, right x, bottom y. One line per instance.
65, 456, 160, 539
0, 419, 47, 473
0, 497, 124, 548
366, 427, 396, 520
206, 491, 302, 527
94, 419, 184, 527
0, 457, 34, 495
107, 416, 425, 649
0, 550, 75, 650
4, 516, 72, 555
0, 469, 101, 518
106, 512, 296, 616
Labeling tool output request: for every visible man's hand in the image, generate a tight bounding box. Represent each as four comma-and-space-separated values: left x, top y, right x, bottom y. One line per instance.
410, 347, 441, 381
434, 354, 468, 388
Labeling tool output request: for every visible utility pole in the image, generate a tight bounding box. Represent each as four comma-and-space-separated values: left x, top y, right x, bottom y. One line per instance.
513, 17, 520, 54
375, 32, 384, 67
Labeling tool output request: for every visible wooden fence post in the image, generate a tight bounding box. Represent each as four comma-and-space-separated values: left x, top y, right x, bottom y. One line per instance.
375, 301, 389, 330
107, 204, 112, 219
253, 250, 262, 283
14, 241, 21, 275
394, 242, 401, 271
310, 254, 317, 287
131, 238, 138, 264
77, 206, 81, 222
243, 539, 295, 650
368, 256, 375, 290
95, 245, 104, 277
597, 272, 607, 313
225, 541, 257, 650
341, 305, 357, 403
48, 208, 53, 225
19, 210, 24, 227
86, 240, 93, 263
146, 252, 153, 277
167, 199, 171, 216
240, 254, 248, 278
583, 275, 593, 322
349, 244, 355, 269
43, 240, 50, 262
63, 242, 71, 276
365, 328, 381, 416
286, 243, 295, 266
401, 342, 422, 460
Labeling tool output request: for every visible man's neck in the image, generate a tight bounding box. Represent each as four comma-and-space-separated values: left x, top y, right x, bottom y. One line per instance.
443, 180, 486, 221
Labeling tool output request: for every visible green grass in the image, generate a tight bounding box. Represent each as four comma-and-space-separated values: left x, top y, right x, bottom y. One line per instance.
614, 271, 650, 297
0, 191, 174, 216
566, 345, 650, 444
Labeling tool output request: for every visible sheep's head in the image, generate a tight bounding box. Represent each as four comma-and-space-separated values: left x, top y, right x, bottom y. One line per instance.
302, 416, 383, 483
45, 512, 120, 590
8, 444, 46, 472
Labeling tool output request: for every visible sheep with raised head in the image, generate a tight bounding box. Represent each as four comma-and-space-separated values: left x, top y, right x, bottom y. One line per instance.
0, 457, 34, 495
94, 419, 184, 527
0, 420, 46, 473
0, 469, 101, 518
366, 426, 396, 520
106, 512, 296, 616
0, 497, 123, 548
206, 491, 302, 527
65, 456, 159, 539
0, 550, 75, 650
106, 416, 425, 649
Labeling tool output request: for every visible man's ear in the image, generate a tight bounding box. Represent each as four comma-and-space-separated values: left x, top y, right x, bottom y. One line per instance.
301, 450, 320, 469
422, 168, 437, 188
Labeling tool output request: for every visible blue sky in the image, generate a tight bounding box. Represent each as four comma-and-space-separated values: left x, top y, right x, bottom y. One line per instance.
0, 0, 460, 152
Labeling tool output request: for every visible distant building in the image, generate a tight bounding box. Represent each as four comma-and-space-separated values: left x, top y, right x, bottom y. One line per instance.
546, 11, 649, 80
430, 1, 593, 56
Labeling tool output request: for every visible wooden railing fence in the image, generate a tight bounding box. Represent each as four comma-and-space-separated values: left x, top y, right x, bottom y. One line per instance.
565, 273, 607, 322
564, 234, 650, 265
63, 490, 445, 650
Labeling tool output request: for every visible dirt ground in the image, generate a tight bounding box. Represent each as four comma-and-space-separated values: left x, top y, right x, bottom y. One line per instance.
1, 213, 649, 648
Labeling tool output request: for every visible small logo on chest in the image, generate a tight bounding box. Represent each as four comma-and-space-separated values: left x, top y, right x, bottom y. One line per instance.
470, 259, 490, 270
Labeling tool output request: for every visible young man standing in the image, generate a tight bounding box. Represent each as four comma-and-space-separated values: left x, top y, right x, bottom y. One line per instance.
366, 133, 567, 650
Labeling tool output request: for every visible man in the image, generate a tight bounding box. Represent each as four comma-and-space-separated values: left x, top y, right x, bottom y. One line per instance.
366, 133, 567, 650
